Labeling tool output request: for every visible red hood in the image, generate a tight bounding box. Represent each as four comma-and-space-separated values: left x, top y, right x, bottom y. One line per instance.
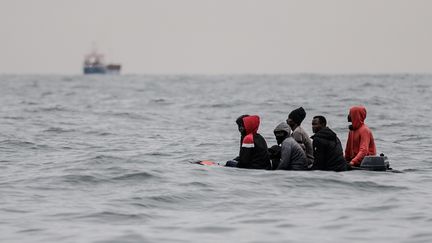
349, 106, 367, 130
242, 115, 260, 134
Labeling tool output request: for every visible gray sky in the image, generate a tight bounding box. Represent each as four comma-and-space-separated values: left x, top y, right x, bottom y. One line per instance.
1, 0, 431, 74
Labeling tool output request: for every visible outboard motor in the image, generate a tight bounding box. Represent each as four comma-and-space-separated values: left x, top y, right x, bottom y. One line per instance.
360, 153, 390, 171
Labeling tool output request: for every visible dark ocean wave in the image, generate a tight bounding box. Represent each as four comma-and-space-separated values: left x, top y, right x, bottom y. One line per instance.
144, 151, 172, 157
112, 171, 159, 181
150, 98, 172, 104
279, 176, 409, 191
178, 181, 212, 189
108, 111, 148, 120
145, 193, 198, 205
91, 154, 123, 161
187, 225, 236, 233
19, 101, 40, 105
1, 116, 27, 120
61, 174, 107, 184
0, 139, 36, 146
43, 127, 76, 133
74, 211, 156, 223
0, 139, 51, 151
209, 103, 237, 108
28, 105, 74, 113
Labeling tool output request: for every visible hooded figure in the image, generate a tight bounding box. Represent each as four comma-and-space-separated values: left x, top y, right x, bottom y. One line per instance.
287, 107, 314, 168
235, 115, 271, 169
345, 106, 376, 167
271, 122, 308, 170
226, 114, 251, 165
311, 127, 347, 172
236, 114, 250, 145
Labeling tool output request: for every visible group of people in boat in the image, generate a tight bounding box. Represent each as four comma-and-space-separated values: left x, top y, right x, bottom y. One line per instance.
226, 106, 376, 172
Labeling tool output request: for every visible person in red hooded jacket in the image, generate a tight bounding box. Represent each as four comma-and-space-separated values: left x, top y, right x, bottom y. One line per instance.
345, 106, 376, 167
230, 115, 271, 169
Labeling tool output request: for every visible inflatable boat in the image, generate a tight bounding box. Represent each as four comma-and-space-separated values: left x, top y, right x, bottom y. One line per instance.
193, 154, 398, 172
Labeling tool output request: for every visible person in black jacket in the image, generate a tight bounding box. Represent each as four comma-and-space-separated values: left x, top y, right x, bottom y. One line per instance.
311, 116, 347, 172
226, 114, 249, 167
226, 115, 271, 169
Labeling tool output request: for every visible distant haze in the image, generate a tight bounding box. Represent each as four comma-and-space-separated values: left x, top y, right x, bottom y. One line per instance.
1, 0, 431, 74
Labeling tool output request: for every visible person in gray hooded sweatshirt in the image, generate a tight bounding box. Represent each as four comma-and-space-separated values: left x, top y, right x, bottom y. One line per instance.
269, 121, 308, 170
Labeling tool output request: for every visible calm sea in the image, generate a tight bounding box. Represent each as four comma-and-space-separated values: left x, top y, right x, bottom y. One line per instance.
1, 74, 431, 243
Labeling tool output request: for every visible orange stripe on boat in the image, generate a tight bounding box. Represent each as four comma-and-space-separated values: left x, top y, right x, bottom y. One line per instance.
200, 160, 216, 166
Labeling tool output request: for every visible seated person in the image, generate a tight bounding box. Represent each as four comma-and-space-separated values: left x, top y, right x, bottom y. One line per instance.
227, 115, 271, 169
345, 106, 376, 167
287, 107, 314, 168
269, 121, 307, 170
226, 114, 249, 166
310, 116, 347, 172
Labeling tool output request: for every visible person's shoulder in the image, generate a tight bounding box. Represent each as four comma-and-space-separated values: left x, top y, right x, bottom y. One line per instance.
359, 124, 374, 134
312, 134, 329, 149
293, 126, 302, 133
253, 133, 268, 144
297, 126, 310, 136
254, 133, 265, 139
283, 137, 298, 147
327, 127, 340, 136
292, 128, 302, 138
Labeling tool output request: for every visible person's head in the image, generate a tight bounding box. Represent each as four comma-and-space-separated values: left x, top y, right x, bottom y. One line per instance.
236, 114, 260, 136
273, 121, 291, 145
287, 107, 306, 130
347, 106, 367, 130
236, 114, 249, 135
312, 115, 327, 133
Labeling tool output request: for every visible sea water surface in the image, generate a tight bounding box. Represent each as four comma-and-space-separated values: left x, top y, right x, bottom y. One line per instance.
1, 74, 432, 243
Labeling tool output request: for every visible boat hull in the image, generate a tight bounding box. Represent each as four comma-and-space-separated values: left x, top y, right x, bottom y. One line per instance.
83, 66, 107, 74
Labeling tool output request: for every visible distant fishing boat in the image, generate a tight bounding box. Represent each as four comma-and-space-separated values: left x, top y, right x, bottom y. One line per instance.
83, 50, 121, 74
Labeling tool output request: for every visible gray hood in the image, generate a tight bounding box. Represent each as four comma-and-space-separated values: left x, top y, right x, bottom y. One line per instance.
274, 122, 291, 135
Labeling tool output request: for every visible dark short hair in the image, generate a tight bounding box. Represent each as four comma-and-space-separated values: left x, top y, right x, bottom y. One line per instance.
313, 115, 327, 126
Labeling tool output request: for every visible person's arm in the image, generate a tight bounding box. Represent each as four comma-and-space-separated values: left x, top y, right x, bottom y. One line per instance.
345, 132, 352, 162
350, 132, 371, 166
268, 145, 281, 170
311, 139, 326, 170
277, 142, 292, 170
232, 136, 245, 161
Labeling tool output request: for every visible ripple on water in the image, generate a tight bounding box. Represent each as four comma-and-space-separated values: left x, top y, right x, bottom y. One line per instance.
112, 171, 158, 181
0, 139, 51, 151
43, 127, 76, 133
74, 211, 155, 224
61, 174, 106, 184
187, 225, 236, 233
94, 233, 149, 243
278, 176, 409, 192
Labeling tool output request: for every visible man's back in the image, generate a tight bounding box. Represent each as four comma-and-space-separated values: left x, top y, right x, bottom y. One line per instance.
237, 133, 271, 169
345, 106, 376, 166
345, 124, 376, 166
236, 115, 271, 169
312, 127, 347, 171
292, 126, 314, 167
277, 137, 307, 170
